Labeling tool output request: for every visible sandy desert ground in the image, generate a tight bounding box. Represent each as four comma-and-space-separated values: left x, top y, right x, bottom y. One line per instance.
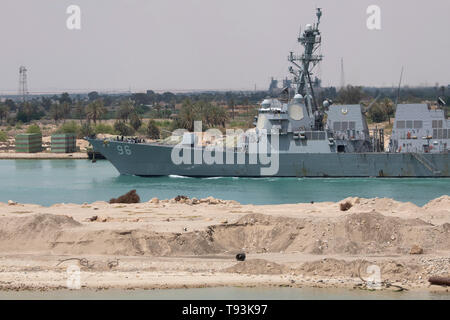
0, 195, 448, 293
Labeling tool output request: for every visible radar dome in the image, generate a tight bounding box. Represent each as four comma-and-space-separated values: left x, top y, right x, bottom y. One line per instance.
294, 94, 303, 100
305, 24, 312, 31
261, 99, 271, 107
323, 100, 330, 108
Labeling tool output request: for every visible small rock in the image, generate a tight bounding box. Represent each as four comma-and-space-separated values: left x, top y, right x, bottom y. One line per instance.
410, 245, 424, 255
150, 197, 159, 204
86, 215, 98, 222
7, 200, 17, 206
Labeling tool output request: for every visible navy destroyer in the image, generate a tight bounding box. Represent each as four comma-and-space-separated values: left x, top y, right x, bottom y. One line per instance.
87, 9, 449, 177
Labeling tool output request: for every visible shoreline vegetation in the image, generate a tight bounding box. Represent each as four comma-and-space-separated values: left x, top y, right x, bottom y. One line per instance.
0, 195, 448, 293
2, 85, 448, 159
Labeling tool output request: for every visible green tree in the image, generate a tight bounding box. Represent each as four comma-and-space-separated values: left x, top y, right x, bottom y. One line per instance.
176, 99, 202, 131
74, 101, 86, 124
368, 103, 387, 123
129, 112, 142, 131
146, 120, 160, 139
380, 98, 395, 124
88, 91, 99, 102
80, 122, 94, 138
0, 104, 8, 124
59, 92, 72, 104
61, 102, 72, 123
229, 98, 235, 119
56, 121, 80, 134
50, 103, 63, 123
337, 85, 365, 104
26, 124, 41, 134
174, 99, 228, 131
0, 130, 7, 142
113, 121, 134, 136
86, 99, 107, 124
116, 99, 135, 121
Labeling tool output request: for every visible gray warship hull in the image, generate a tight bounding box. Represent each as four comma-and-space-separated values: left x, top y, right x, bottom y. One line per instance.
88, 139, 449, 177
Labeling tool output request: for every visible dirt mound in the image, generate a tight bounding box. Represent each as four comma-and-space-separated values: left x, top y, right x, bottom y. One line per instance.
209, 213, 305, 253
423, 195, 450, 211
331, 212, 433, 254
344, 197, 419, 213
109, 190, 140, 204
0, 214, 80, 236
297, 258, 426, 282
223, 259, 287, 275
0, 211, 447, 257
0, 214, 81, 251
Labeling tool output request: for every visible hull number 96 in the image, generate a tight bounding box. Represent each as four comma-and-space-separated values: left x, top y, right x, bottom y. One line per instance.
117, 145, 131, 155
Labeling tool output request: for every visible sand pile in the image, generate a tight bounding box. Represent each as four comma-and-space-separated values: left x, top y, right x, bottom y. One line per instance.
0, 199, 448, 257
297, 258, 423, 282
0, 214, 81, 252
0, 211, 448, 256
422, 195, 450, 211
223, 259, 287, 275
210, 212, 449, 255
342, 197, 419, 213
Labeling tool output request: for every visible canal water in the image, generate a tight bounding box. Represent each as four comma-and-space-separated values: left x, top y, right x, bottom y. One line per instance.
0, 159, 448, 206
0, 287, 447, 300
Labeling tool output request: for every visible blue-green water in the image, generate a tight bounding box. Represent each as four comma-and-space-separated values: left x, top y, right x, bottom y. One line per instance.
0, 160, 449, 206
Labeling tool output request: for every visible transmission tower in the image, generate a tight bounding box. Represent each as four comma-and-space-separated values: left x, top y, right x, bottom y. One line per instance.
18, 66, 29, 102
340, 58, 345, 89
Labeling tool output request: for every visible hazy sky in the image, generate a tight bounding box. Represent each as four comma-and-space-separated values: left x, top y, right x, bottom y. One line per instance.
0, 0, 449, 93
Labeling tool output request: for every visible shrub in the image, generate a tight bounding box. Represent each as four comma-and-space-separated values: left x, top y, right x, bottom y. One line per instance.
94, 123, 116, 135
109, 189, 140, 204
26, 124, 41, 134
0, 130, 7, 142
339, 201, 353, 211
55, 121, 80, 135
113, 121, 134, 136
129, 113, 142, 131
146, 120, 160, 139
79, 123, 94, 138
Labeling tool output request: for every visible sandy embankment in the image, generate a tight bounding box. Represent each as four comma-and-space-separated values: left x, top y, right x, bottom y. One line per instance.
0, 196, 448, 292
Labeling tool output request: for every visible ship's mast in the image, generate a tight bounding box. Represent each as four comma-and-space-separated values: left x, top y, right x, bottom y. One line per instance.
288, 8, 323, 116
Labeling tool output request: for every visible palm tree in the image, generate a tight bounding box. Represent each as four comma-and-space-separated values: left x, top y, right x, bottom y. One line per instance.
116, 99, 135, 122
86, 99, 107, 124
50, 103, 62, 123
0, 104, 8, 125
178, 99, 202, 131
74, 101, 85, 124
61, 102, 71, 123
